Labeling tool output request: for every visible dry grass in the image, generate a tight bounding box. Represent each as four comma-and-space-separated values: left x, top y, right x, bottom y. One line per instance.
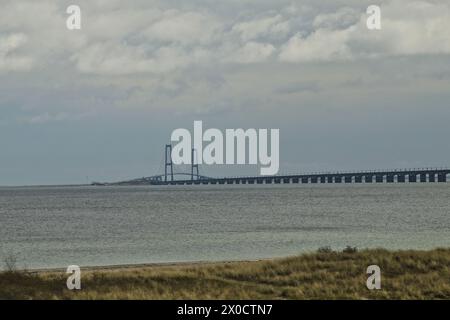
1, 248, 449, 300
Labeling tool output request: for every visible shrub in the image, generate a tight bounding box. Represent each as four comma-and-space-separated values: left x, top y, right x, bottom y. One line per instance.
3, 252, 18, 272
343, 246, 358, 254
317, 246, 333, 253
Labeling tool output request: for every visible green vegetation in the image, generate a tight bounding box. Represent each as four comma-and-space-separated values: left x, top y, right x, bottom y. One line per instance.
1, 248, 449, 300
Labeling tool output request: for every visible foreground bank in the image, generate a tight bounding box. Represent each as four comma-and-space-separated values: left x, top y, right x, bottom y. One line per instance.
1, 248, 449, 299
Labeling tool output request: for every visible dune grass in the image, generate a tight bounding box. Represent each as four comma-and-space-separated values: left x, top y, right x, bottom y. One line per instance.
0, 248, 449, 300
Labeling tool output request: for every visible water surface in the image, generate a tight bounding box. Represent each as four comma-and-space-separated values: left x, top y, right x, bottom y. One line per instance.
0, 184, 449, 269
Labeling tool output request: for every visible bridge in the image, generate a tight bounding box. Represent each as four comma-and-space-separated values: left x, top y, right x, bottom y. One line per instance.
108, 145, 450, 186
112, 173, 212, 186
157, 168, 449, 186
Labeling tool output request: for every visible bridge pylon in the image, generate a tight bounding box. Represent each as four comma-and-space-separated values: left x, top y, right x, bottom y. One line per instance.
165, 144, 174, 182
191, 148, 199, 181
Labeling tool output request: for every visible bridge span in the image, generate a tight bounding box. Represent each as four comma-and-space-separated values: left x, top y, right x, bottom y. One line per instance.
154, 168, 449, 186
103, 146, 449, 187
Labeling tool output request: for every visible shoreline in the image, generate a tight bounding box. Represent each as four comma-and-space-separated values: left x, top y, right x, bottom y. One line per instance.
18, 246, 450, 274
30, 258, 274, 274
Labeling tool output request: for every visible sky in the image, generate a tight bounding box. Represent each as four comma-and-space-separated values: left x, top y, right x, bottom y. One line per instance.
1, 0, 450, 186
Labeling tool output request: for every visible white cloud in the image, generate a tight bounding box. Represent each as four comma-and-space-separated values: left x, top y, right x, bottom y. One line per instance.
72, 42, 210, 75
2, 0, 449, 75
313, 7, 359, 30
0, 33, 27, 53
142, 10, 222, 45
280, 1, 450, 63
0, 33, 33, 71
380, 1, 450, 56
228, 42, 276, 63
280, 29, 353, 62
232, 15, 290, 42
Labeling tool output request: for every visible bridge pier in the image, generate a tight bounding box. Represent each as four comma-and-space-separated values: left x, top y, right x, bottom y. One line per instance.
292, 178, 299, 183
301, 177, 308, 184
311, 177, 318, 183
335, 176, 342, 183
344, 176, 352, 183
387, 175, 394, 183
397, 175, 406, 183
420, 174, 427, 183
409, 174, 417, 183
438, 174, 447, 183
283, 178, 290, 184
376, 175, 383, 183
429, 173, 436, 183
355, 176, 363, 183
326, 176, 333, 183
364, 175, 373, 183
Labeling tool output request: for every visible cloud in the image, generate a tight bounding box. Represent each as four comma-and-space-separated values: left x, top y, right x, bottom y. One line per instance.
142, 10, 222, 45
22, 111, 93, 124
231, 14, 290, 42
279, 1, 450, 62
228, 41, 276, 63
379, 1, 450, 56
0, 33, 33, 71
313, 7, 360, 30
25, 112, 69, 124
73, 41, 214, 75
279, 29, 353, 62
275, 82, 320, 95
2, 0, 448, 75
1, 0, 450, 115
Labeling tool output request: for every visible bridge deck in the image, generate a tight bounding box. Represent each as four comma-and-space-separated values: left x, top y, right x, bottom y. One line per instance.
152, 169, 450, 186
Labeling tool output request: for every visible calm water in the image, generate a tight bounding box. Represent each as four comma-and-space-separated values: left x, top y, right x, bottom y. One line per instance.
0, 184, 449, 269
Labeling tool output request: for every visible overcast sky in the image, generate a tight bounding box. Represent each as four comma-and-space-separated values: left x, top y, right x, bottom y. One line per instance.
1, 0, 450, 185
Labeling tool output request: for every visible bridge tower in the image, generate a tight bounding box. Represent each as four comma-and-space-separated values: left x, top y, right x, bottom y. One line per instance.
164, 144, 174, 182
191, 148, 199, 181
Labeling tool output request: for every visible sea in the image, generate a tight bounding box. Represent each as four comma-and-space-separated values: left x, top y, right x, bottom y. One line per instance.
0, 184, 449, 269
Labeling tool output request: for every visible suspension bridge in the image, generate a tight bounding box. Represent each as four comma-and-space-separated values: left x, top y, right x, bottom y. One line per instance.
106, 144, 450, 186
